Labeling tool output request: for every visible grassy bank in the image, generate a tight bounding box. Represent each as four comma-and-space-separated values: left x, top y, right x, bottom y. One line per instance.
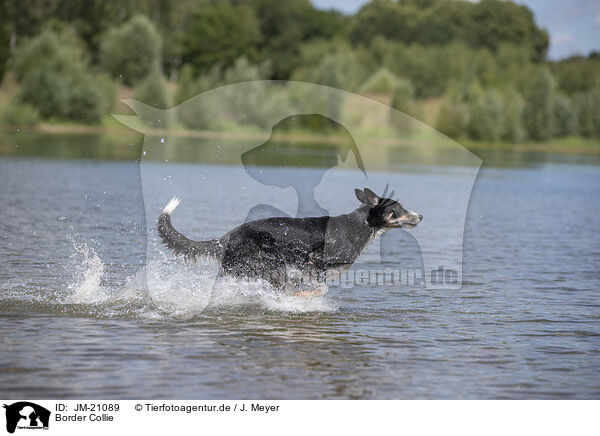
2, 121, 599, 156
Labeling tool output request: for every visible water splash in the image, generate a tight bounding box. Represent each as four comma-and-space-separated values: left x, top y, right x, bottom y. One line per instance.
59, 239, 335, 319
67, 241, 108, 304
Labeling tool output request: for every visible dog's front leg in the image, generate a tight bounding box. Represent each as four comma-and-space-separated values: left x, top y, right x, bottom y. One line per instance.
293, 281, 328, 298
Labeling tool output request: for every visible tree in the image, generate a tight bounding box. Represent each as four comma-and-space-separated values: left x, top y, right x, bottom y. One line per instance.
134, 66, 170, 109
466, 89, 505, 142
551, 56, 600, 95
468, 0, 549, 61
181, 4, 261, 74
349, 0, 419, 46
348, 0, 548, 62
360, 68, 398, 94
552, 93, 577, 137
573, 87, 600, 138
502, 87, 526, 142
249, 0, 344, 79
389, 77, 421, 135
100, 15, 162, 86
522, 69, 556, 141
13, 27, 111, 122
436, 97, 469, 139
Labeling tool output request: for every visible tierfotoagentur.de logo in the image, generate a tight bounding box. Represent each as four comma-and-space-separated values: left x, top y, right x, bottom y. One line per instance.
3, 402, 50, 434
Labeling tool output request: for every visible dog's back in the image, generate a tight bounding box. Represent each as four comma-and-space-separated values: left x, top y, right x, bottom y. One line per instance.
157, 189, 422, 291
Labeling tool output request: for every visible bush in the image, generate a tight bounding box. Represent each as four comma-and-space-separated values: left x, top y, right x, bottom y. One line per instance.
466, 89, 505, 142
552, 93, 577, 137
181, 4, 260, 74
100, 15, 162, 86
436, 97, 469, 139
66, 77, 109, 121
174, 64, 221, 105
573, 87, 600, 137
2, 102, 40, 126
18, 68, 70, 118
303, 51, 360, 90
389, 77, 422, 135
360, 68, 398, 94
13, 27, 86, 82
175, 65, 224, 130
223, 57, 273, 128
522, 69, 556, 141
390, 77, 415, 112
134, 67, 170, 109
13, 27, 110, 123
292, 39, 368, 91
501, 88, 526, 142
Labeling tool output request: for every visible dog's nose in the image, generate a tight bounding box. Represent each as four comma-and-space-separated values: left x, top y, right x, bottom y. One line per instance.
418, 214, 423, 222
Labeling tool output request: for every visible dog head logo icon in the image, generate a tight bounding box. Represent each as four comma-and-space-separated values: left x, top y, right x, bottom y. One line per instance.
3, 402, 50, 434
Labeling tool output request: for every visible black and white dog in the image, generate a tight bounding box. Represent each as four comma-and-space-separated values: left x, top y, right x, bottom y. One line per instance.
158, 187, 422, 295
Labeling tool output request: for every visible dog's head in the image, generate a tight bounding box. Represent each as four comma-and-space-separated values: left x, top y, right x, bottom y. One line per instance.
355, 187, 422, 229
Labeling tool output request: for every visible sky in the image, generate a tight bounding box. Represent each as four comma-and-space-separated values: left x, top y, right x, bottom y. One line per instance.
311, 0, 600, 60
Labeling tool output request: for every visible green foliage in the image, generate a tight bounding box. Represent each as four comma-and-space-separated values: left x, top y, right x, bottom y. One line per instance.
0, 8, 11, 83
349, 0, 420, 46
552, 94, 577, 137
100, 15, 162, 86
2, 101, 40, 126
350, 0, 548, 61
390, 78, 416, 111
174, 61, 229, 130
389, 77, 421, 135
360, 68, 398, 94
134, 67, 170, 109
550, 55, 600, 95
292, 39, 367, 90
501, 88, 526, 142
522, 69, 556, 141
306, 53, 353, 90
13, 27, 110, 122
249, 0, 345, 79
175, 64, 221, 105
13, 26, 87, 82
222, 57, 276, 128
367, 39, 480, 98
436, 97, 470, 139
0, 0, 595, 144
466, 89, 505, 142
573, 87, 600, 138
182, 4, 261, 74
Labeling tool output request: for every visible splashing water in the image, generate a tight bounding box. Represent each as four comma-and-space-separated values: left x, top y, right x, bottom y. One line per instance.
68, 241, 108, 304
63, 239, 334, 320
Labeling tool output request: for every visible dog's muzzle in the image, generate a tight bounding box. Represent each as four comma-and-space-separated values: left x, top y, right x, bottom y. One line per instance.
398, 211, 423, 228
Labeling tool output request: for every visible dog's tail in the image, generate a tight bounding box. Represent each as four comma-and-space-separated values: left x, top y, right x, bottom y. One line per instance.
157, 197, 222, 261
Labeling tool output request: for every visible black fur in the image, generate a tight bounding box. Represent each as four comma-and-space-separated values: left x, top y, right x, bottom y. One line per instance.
157, 188, 422, 291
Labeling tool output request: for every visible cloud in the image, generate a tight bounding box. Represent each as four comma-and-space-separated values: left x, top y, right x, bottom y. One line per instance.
595, 12, 600, 26
552, 33, 575, 44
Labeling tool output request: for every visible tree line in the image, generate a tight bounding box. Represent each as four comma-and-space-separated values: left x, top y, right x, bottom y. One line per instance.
0, 0, 599, 141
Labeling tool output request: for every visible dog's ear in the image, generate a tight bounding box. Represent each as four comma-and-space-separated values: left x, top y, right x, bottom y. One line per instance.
364, 188, 380, 206
355, 189, 368, 204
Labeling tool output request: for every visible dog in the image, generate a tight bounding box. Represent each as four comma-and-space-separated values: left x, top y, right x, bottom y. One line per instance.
157, 187, 422, 295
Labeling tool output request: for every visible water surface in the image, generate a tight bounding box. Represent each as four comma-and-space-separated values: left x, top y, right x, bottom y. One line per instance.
1, 133, 599, 399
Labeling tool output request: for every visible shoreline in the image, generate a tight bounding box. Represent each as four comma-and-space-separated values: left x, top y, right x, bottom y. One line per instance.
2, 123, 599, 156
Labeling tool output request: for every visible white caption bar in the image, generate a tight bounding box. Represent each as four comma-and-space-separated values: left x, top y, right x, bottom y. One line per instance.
0, 400, 597, 436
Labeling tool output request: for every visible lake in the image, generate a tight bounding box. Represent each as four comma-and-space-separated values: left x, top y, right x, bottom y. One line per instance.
1, 132, 599, 399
